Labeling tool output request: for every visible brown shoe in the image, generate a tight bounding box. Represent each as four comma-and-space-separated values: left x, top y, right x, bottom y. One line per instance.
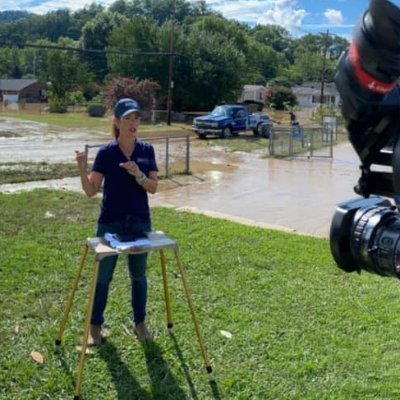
134, 322, 153, 342
87, 324, 102, 346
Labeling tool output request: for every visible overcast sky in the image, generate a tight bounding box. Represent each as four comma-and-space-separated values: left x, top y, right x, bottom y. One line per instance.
0, 0, 389, 39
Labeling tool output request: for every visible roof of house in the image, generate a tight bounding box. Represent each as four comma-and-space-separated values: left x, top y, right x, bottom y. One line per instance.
292, 82, 339, 96
243, 85, 265, 91
0, 79, 38, 91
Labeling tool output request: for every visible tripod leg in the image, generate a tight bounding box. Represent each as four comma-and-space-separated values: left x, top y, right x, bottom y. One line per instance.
159, 250, 173, 328
74, 260, 100, 400
55, 244, 89, 346
174, 250, 212, 374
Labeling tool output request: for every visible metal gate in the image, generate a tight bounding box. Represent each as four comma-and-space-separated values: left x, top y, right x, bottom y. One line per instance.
268, 122, 340, 158
85, 134, 191, 178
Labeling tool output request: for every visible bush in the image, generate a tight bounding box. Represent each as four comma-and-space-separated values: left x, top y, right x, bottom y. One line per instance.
265, 85, 297, 110
105, 77, 160, 111
48, 97, 67, 113
68, 90, 87, 106
87, 102, 106, 117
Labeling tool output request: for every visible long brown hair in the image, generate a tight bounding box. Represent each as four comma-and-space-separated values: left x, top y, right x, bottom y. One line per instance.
112, 117, 120, 138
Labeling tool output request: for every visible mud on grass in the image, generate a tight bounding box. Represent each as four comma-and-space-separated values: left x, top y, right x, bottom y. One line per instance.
0, 162, 79, 184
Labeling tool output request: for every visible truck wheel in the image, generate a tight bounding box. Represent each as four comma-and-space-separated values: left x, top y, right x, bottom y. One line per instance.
221, 126, 232, 139
197, 133, 207, 139
262, 124, 272, 138
253, 123, 262, 136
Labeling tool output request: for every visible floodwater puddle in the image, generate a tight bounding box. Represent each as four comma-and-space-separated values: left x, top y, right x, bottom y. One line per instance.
0, 115, 362, 237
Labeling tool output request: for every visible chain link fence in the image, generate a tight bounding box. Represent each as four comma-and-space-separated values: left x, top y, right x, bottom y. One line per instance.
268, 119, 345, 158
85, 134, 191, 178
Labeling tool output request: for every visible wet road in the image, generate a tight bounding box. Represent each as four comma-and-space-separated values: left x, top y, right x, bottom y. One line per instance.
0, 116, 362, 238
150, 142, 361, 238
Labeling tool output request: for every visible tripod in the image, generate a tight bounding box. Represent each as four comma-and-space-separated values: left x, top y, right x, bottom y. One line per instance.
55, 231, 212, 399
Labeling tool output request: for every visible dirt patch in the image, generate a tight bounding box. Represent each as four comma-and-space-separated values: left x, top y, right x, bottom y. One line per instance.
0, 114, 359, 238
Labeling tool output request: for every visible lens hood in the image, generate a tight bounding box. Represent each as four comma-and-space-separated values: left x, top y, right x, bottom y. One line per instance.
369, 0, 400, 52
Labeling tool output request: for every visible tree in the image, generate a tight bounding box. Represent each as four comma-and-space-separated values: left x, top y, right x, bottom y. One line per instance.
181, 26, 246, 110
250, 24, 294, 62
294, 33, 348, 60
81, 11, 128, 82
0, 47, 20, 77
244, 38, 289, 84
108, 0, 212, 24
105, 77, 160, 111
107, 16, 169, 97
46, 38, 93, 112
0, 10, 34, 24
265, 85, 297, 110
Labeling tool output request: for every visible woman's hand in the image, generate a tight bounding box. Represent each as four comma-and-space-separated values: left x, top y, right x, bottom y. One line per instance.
75, 150, 87, 172
75, 149, 103, 197
119, 161, 142, 178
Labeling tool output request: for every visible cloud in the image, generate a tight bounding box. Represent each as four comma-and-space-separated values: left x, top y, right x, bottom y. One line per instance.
203, 0, 307, 34
1, 0, 33, 10
3, 0, 115, 14
324, 8, 343, 26
255, 0, 307, 35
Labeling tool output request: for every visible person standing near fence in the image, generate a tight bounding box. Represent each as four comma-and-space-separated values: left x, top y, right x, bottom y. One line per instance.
75, 98, 159, 345
289, 110, 298, 126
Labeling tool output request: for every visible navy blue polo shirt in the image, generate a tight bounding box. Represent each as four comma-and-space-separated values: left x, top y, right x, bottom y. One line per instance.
92, 139, 158, 223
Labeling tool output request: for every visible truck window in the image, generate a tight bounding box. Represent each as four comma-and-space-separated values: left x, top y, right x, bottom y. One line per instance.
211, 106, 228, 117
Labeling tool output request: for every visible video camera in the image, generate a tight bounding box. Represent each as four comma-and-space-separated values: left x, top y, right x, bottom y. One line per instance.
330, 0, 400, 278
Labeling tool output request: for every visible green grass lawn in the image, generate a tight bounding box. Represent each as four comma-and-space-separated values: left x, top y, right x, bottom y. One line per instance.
2, 190, 400, 399
207, 135, 269, 154
0, 110, 192, 135
0, 111, 112, 131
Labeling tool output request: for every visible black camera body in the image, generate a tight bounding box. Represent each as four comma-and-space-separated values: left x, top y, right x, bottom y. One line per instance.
331, 0, 400, 278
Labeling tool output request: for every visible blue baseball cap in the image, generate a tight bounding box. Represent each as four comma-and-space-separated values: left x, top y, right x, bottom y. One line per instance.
114, 98, 141, 118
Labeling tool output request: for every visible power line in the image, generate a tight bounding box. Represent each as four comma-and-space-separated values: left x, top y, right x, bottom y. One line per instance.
0, 40, 184, 58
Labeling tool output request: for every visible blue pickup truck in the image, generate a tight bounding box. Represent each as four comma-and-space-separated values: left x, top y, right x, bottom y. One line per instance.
192, 104, 272, 139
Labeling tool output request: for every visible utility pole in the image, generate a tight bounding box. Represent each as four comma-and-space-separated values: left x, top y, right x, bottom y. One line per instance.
167, 0, 176, 126
320, 30, 329, 105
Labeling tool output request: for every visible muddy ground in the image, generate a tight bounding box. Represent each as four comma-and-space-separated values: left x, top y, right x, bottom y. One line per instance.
0, 115, 361, 238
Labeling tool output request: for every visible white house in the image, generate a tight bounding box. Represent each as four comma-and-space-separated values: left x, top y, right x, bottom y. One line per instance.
292, 82, 340, 108
239, 85, 265, 104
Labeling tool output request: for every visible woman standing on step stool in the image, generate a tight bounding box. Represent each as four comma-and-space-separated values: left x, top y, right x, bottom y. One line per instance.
75, 98, 158, 345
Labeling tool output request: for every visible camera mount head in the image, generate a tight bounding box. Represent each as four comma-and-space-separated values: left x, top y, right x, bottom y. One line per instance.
330, 0, 400, 277
335, 0, 400, 202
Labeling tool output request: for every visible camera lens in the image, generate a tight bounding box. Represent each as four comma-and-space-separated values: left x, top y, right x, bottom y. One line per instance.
351, 205, 400, 277
330, 197, 400, 279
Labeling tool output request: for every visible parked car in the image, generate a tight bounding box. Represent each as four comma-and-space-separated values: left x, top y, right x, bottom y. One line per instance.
192, 104, 272, 139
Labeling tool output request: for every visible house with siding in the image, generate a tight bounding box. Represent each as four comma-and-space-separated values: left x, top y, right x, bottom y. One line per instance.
239, 85, 265, 104
292, 82, 340, 108
0, 79, 45, 104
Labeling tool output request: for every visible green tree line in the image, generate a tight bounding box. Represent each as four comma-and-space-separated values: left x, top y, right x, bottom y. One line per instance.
0, 0, 349, 111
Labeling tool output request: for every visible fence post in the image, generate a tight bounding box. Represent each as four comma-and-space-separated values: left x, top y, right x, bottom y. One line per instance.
310, 129, 314, 157
165, 137, 170, 178
268, 129, 274, 155
289, 129, 293, 157
185, 135, 190, 174
84, 144, 89, 173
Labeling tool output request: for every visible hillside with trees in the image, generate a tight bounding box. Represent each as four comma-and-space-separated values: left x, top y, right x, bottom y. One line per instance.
0, 0, 349, 112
